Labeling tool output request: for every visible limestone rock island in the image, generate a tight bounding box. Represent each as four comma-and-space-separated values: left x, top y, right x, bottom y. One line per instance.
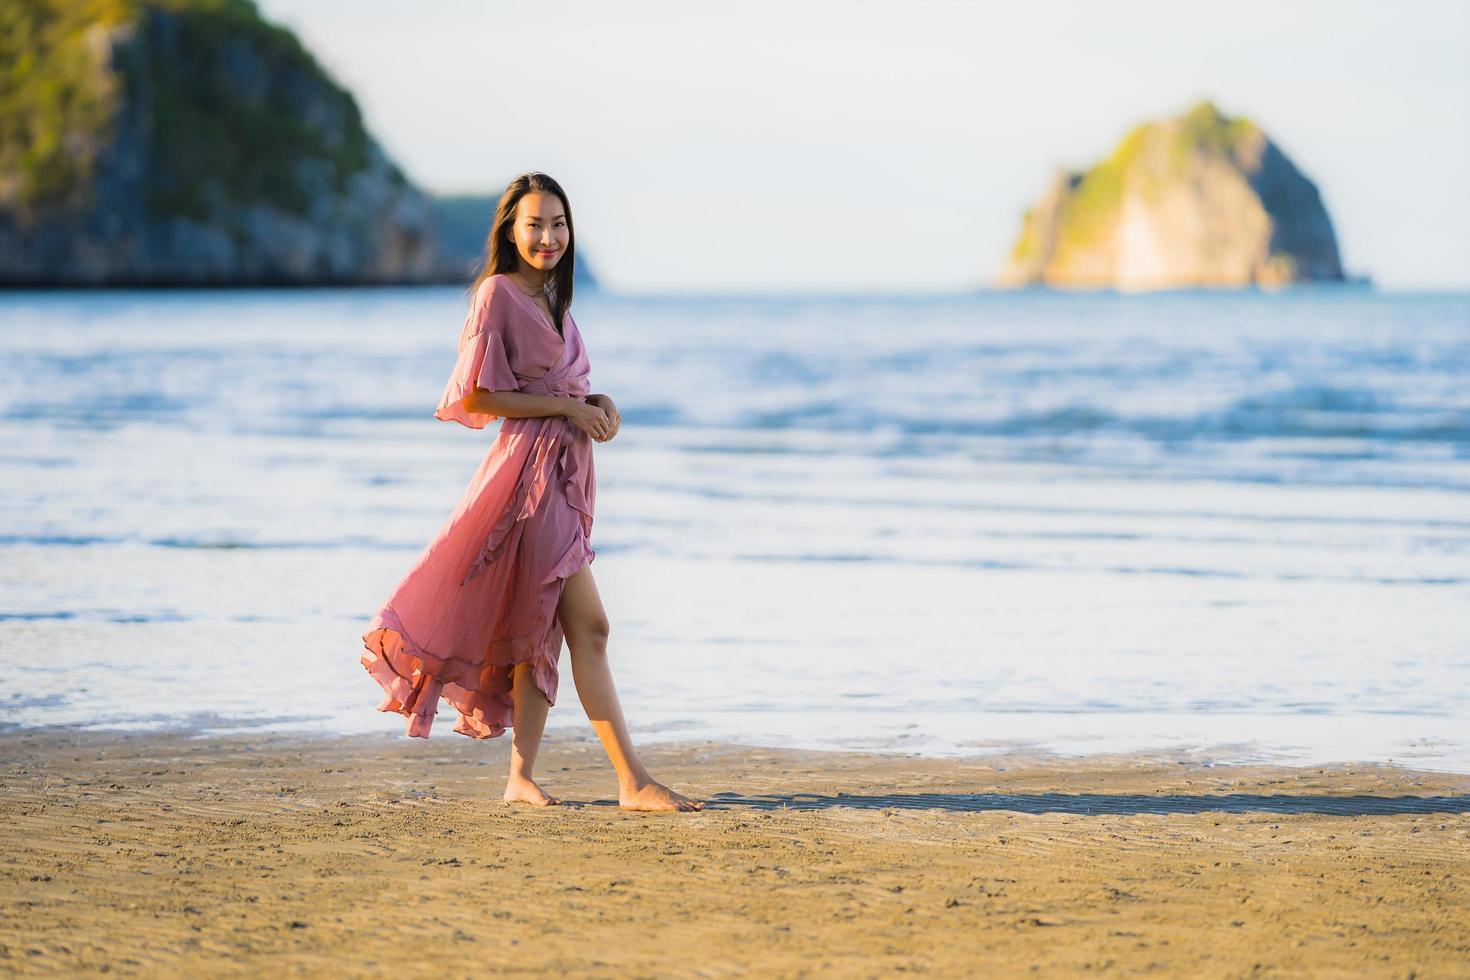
996, 100, 1346, 291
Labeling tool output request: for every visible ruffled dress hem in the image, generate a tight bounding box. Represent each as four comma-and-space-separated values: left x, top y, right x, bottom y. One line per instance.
360, 532, 595, 740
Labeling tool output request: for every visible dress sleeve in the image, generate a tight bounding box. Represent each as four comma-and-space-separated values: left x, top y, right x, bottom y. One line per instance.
433, 280, 521, 428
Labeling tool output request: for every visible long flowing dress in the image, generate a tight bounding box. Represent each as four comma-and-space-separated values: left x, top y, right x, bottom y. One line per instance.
360, 273, 596, 738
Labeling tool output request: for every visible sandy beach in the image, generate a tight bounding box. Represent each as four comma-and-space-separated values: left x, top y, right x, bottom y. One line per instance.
1, 729, 1466, 976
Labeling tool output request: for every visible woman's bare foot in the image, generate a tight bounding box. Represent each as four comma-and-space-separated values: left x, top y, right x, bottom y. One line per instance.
503, 774, 561, 807
619, 778, 705, 812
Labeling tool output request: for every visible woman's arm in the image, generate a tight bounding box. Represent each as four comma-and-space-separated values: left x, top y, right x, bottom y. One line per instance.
462, 388, 614, 440
460, 388, 570, 418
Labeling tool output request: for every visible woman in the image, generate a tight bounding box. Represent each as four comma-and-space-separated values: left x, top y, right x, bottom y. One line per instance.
361, 171, 703, 813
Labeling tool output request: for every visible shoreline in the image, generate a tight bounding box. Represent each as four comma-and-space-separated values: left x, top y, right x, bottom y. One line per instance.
10, 717, 1470, 775
4, 728, 1467, 975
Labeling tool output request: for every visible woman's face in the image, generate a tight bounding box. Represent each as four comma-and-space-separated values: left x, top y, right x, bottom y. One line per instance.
508, 192, 569, 275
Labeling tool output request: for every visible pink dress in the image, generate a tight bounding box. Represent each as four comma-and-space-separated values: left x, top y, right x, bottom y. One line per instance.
360, 273, 596, 738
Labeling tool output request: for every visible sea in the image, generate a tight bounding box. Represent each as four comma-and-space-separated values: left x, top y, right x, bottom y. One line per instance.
2, 284, 1467, 771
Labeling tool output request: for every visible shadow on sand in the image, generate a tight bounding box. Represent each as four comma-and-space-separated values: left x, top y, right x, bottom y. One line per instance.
658, 790, 1470, 816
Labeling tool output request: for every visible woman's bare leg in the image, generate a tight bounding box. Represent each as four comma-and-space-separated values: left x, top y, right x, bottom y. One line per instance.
502, 661, 561, 806
557, 563, 704, 812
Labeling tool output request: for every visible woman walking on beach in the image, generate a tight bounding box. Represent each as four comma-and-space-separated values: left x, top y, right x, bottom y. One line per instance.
361, 172, 703, 812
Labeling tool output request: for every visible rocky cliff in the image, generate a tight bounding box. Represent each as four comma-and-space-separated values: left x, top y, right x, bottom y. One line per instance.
0, 0, 469, 285
996, 100, 1348, 291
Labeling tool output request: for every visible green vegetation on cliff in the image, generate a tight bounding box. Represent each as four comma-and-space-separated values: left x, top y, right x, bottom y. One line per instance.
0, 0, 400, 220
1055, 123, 1148, 256
1, 0, 123, 210
1168, 100, 1258, 172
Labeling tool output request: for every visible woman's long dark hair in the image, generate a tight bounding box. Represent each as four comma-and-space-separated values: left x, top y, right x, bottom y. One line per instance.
466, 171, 576, 336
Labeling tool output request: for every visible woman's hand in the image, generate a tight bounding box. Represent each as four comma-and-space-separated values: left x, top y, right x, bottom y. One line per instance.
585, 394, 622, 443
590, 393, 620, 440
564, 398, 614, 442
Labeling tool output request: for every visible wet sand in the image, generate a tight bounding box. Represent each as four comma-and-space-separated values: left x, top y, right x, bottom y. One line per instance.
2, 728, 1467, 977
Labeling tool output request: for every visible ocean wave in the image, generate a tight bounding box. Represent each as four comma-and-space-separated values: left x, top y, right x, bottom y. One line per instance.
725, 383, 1470, 445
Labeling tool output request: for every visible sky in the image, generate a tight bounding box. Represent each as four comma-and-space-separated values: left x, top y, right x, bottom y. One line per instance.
256, 0, 1470, 294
